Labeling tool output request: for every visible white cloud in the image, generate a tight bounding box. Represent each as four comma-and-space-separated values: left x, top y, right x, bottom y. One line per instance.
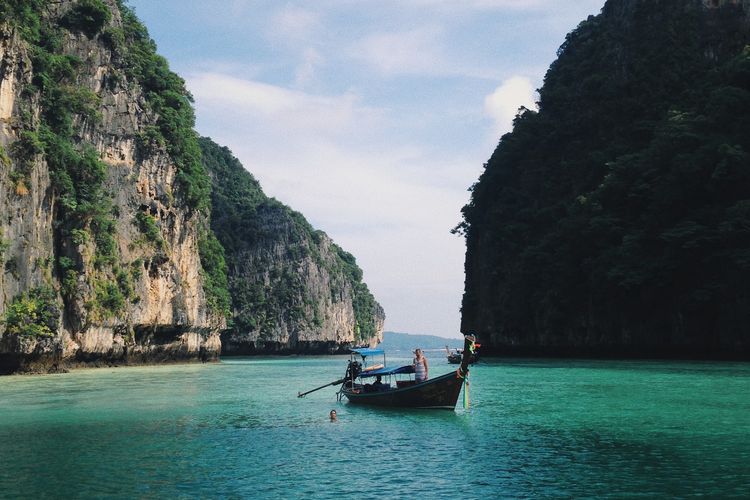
394, 0, 546, 9
270, 5, 321, 41
187, 72, 380, 137
228, 0, 252, 17
186, 72, 445, 229
352, 26, 445, 76
294, 47, 324, 88
326, 0, 547, 11
484, 76, 537, 138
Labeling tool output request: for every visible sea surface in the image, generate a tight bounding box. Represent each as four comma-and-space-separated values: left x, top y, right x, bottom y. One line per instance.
0, 352, 748, 499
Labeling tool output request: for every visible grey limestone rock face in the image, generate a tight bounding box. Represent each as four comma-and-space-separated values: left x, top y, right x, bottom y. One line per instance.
220, 211, 386, 354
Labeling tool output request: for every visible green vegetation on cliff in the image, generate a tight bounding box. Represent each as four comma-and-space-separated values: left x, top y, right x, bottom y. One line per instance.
60, 0, 111, 38
197, 228, 232, 320
2, 286, 59, 337
459, 0, 750, 355
0, 0, 48, 42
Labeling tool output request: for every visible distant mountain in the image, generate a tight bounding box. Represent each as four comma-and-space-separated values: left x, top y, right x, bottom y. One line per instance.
378, 331, 462, 352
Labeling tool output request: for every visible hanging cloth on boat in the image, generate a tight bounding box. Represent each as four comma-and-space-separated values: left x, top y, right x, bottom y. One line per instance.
463, 371, 470, 410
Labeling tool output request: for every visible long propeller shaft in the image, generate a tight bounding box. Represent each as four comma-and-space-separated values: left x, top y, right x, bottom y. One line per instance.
297, 378, 345, 398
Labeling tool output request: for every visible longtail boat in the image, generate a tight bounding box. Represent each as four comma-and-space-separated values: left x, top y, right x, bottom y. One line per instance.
446, 342, 480, 364
315, 334, 476, 410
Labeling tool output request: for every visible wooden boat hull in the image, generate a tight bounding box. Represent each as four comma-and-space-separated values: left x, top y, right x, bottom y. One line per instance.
341, 370, 464, 409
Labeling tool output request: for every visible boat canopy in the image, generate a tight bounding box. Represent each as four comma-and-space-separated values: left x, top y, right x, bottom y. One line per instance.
359, 364, 415, 378
350, 348, 384, 357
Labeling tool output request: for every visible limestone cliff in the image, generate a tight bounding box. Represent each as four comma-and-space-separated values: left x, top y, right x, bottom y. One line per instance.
201, 138, 384, 354
0, 0, 223, 373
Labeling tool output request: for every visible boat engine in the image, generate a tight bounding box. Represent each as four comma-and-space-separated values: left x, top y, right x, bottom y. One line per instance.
343, 360, 362, 388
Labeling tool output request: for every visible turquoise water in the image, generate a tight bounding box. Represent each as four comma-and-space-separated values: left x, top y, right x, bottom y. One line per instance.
0, 353, 749, 499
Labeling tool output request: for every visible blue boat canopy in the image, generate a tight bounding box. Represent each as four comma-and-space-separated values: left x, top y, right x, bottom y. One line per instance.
359, 364, 415, 378
350, 348, 384, 357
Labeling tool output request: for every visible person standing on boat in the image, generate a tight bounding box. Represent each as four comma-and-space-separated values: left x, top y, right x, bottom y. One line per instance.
414, 349, 429, 383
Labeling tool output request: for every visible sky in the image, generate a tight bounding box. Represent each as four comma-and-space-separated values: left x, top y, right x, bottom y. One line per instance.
126, 0, 605, 338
